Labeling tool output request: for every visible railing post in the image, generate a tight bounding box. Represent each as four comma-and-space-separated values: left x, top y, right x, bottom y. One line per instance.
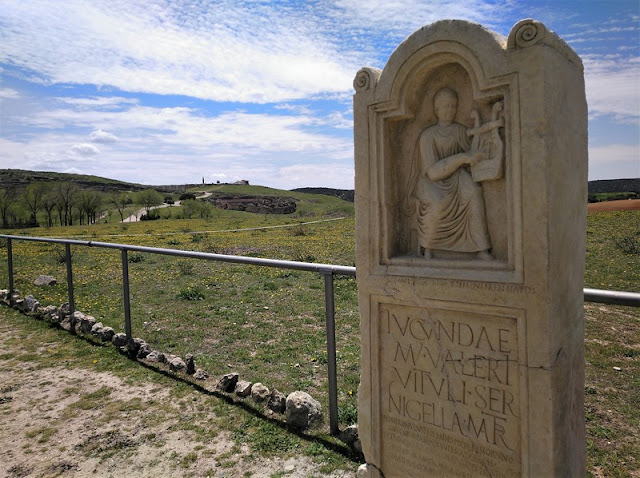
65, 243, 76, 331
6, 238, 14, 305
121, 249, 133, 344
322, 269, 339, 436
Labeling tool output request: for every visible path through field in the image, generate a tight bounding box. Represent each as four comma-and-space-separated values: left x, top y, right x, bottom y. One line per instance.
123, 191, 213, 222
0, 309, 356, 478
588, 198, 640, 213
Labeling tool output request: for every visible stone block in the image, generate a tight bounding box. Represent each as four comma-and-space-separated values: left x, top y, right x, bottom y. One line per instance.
285, 391, 322, 430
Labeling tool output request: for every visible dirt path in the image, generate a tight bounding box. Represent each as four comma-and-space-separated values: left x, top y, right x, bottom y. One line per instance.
588, 199, 640, 213
0, 310, 355, 477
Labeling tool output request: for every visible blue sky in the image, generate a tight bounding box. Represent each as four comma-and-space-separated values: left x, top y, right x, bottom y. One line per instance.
0, 0, 638, 189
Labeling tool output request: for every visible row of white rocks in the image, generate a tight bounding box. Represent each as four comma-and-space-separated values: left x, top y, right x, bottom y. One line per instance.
1, 286, 361, 453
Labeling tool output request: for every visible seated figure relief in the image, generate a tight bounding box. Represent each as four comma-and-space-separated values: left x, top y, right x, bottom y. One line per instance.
405, 87, 504, 260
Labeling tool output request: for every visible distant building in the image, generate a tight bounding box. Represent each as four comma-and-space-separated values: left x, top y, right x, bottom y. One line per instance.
233, 180, 249, 185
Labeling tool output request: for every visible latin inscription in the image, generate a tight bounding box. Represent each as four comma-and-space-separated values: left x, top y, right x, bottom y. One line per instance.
380, 303, 521, 476
392, 277, 536, 294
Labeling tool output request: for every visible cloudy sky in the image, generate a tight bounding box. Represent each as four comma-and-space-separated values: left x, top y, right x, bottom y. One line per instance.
0, 0, 638, 189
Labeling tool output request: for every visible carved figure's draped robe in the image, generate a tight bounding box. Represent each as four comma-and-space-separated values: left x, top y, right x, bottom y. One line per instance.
414, 122, 491, 253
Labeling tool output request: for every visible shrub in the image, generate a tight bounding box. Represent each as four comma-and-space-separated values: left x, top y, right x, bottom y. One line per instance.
177, 261, 194, 275
140, 210, 160, 221
338, 402, 358, 426
177, 287, 205, 300
179, 193, 196, 201
615, 234, 640, 255
192, 233, 206, 243
128, 253, 144, 263
291, 223, 308, 237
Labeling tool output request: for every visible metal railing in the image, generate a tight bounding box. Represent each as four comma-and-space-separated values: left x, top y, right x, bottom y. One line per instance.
1, 234, 355, 435
1, 233, 639, 436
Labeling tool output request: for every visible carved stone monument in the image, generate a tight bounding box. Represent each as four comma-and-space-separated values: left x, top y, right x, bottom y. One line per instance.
354, 19, 587, 477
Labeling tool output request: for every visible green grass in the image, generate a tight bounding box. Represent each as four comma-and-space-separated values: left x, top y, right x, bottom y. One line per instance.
585, 210, 639, 291
584, 303, 639, 476
0, 204, 638, 475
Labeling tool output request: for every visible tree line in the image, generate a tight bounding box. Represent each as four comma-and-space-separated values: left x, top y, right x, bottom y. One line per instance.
0, 182, 166, 229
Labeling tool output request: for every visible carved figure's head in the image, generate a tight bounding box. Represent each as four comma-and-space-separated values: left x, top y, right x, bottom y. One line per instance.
433, 88, 458, 125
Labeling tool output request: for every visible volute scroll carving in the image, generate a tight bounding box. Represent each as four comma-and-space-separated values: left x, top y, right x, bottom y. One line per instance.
508, 19, 546, 49
353, 68, 381, 92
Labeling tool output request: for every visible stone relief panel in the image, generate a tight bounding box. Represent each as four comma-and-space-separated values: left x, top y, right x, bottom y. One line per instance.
384, 63, 510, 268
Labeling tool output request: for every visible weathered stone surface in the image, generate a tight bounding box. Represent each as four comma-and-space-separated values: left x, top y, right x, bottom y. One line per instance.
59, 302, 71, 318
267, 389, 286, 414
34, 275, 57, 286
209, 194, 297, 214
193, 369, 208, 380
235, 380, 252, 397
90, 322, 103, 335
217, 373, 239, 393
97, 327, 114, 342
353, 18, 587, 478
127, 338, 146, 358
79, 314, 97, 334
59, 315, 72, 331
339, 425, 362, 454
136, 343, 151, 359
24, 295, 40, 313
145, 350, 162, 362
112, 333, 127, 347
41, 305, 58, 322
185, 354, 196, 375
169, 357, 186, 372
250, 383, 270, 402
285, 391, 322, 429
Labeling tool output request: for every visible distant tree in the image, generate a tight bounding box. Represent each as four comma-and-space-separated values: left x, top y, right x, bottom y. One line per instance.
0, 187, 19, 228
164, 195, 175, 205
136, 189, 163, 215
42, 189, 57, 227
179, 192, 196, 201
181, 199, 213, 219
109, 192, 132, 222
54, 182, 78, 226
77, 190, 103, 224
181, 199, 196, 219
22, 183, 48, 226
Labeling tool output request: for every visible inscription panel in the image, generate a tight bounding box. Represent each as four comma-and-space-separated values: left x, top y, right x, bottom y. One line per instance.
379, 302, 522, 477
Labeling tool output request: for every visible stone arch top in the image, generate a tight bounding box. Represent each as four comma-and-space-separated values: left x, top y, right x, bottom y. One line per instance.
354, 19, 583, 102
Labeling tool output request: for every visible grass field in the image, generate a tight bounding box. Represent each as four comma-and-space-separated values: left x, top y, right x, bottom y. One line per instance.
0, 189, 638, 476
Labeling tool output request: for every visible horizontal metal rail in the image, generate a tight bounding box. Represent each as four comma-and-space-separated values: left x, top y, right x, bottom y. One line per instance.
0, 235, 356, 276
583, 288, 640, 307
2, 234, 637, 306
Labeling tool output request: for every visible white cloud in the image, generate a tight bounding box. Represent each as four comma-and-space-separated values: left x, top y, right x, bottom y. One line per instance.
57, 96, 139, 109
584, 55, 640, 123
90, 129, 118, 143
0, 97, 354, 188
589, 143, 640, 166
70, 143, 101, 156
0, 87, 20, 99
0, 0, 360, 103
588, 143, 640, 180
330, 0, 506, 32
63, 167, 83, 175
